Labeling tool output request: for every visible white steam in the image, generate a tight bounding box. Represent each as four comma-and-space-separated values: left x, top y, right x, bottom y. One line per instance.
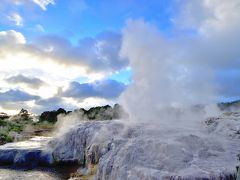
54, 111, 85, 137
120, 0, 240, 124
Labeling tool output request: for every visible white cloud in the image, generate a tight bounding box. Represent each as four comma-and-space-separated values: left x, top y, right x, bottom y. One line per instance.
0, 30, 126, 82
0, 30, 26, 44
0, 29, 127, 114
7, 13, 24, 26
32, 0, 55, 11
175, 0, 240, 35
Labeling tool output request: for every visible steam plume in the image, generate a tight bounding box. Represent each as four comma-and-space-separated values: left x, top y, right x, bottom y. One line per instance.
120, 0, 240, 124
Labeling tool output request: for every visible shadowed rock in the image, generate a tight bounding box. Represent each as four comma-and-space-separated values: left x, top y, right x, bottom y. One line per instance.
0, 137, 53, 167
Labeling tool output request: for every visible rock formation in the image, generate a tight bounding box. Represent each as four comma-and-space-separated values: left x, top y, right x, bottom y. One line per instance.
0, 113, 240, 179
50, 114, 240, 179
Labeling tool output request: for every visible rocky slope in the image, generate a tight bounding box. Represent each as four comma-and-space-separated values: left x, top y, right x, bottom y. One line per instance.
0, 113, 240, 179
49, 113, 240, 179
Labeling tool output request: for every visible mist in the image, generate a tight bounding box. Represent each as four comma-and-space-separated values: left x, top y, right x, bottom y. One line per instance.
119, 0, 240, 127
53, 111, 85, 137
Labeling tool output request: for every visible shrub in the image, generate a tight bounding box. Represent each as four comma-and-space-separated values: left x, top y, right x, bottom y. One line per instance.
0, 131, 14, 145
39, 108, 67, 123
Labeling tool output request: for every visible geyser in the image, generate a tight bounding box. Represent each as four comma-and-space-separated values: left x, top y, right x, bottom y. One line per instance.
120, 0, 240, 123
23, 1, 240, 179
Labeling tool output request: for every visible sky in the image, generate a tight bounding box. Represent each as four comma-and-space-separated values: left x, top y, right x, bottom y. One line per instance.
0, 0, 240, 114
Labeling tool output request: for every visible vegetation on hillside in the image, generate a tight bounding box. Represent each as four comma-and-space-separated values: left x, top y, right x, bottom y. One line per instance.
37, 104, 125, 124
0, 109, 32, 145
78, 104, 124, 120
38, 108, 68, 124
0, 104, 125, 145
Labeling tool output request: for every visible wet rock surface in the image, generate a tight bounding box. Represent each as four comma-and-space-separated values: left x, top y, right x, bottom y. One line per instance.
0, 137, 53, 167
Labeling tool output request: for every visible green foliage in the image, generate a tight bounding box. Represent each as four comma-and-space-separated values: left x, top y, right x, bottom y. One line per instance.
0, 131, 14, 145
39, 108, 67, 124
86, 105, 112, 120
0, 109, 33, 145
33, 120, 55, 129
0, 119, 24, 132
38, 104, 125, 124
0, 105, 126, 145
79, 104, 125, 120
8, 123, 23, 133
0, 120, 7, 126
0, 114, 9, 120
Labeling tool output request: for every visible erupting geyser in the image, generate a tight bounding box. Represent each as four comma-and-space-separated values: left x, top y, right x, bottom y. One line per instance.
1, 0, 240, 179
52, 1, 240, 179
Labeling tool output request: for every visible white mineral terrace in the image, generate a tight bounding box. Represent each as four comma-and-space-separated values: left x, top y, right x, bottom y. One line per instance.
0, 137, 52, 150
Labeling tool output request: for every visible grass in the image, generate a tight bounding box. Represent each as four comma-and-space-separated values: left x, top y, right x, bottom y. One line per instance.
0, 115, 57, 145
0, 118, 28, 144
33, 121, 55, 129
0, 131, 14, 144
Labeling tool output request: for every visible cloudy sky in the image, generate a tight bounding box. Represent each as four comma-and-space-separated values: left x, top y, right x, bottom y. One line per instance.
0, 0, 240, 114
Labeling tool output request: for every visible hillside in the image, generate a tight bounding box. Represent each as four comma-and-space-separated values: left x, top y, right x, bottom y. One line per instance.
0, 104, 124, 145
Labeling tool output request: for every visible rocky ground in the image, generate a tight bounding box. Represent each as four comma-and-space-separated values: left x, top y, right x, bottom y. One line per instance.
0, 111, 240, 179
50, 116, 240, 180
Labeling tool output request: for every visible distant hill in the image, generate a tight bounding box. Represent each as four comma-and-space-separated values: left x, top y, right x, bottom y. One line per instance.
38, 104, 125, 124
218, 100, 240, 111
0, 104, 126, 145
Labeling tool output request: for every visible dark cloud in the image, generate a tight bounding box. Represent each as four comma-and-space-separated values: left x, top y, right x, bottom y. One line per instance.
6, 74, 46, 88
62, 79, 126, 99
31, 31, 128, 73
0, 30, 128, 73
0, 30, 128, 75
0, 101, 31, 112
34, 97, 77, 113
36, 97, 63, 107
0, 89, 39, 102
